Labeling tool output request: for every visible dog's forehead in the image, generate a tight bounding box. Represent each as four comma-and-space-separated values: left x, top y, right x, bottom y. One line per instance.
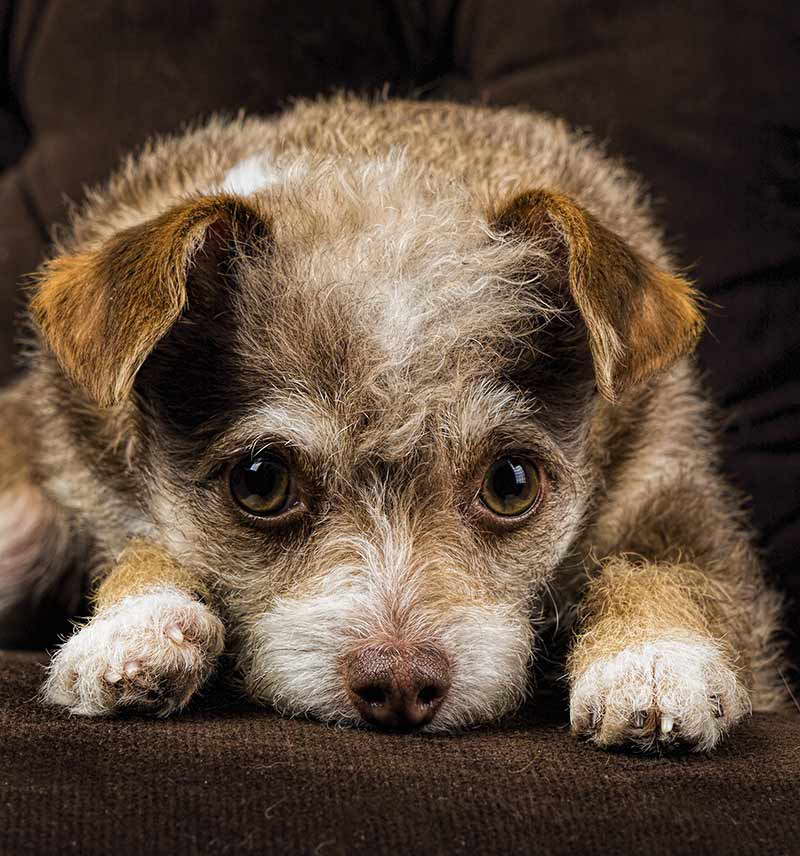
228, 152, 552, 412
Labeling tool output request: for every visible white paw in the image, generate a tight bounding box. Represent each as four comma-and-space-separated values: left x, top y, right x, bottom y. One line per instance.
43, 588, 225, 716
569, 635, 750, 752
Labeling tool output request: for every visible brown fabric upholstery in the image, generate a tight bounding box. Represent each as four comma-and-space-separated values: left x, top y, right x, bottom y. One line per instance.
0, 3, 799, 853
2, 650, 800, 856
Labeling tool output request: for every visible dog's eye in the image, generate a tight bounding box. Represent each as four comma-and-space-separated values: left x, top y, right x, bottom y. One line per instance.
480, 456, 541, 517
229, 453, 294, 516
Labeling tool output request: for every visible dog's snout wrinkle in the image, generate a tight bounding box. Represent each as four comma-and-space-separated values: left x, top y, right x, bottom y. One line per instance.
346, 645, 450, 730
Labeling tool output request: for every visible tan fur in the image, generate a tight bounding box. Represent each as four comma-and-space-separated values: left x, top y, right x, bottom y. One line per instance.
0, 382, 35, 491
569, 560, 743, 672
0, 95, 788, 748
93, 540, 210, 610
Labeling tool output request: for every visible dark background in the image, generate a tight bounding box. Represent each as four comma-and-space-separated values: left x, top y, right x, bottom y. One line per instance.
1, 0, 798, 655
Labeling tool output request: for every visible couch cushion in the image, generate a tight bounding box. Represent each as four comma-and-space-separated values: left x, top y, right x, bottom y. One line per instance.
1, 651, 799, 855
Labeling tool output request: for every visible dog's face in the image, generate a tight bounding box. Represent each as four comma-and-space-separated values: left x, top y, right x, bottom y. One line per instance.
32, 155, 701, 729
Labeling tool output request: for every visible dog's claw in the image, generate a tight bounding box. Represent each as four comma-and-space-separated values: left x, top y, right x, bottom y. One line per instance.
165, 623, 184, 644
632, 710, 647, 729
124, 660, 141, 678
660, 714, 674, 735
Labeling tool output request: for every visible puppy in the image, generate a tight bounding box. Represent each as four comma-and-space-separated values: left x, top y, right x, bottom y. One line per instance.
0, 95, 787, 751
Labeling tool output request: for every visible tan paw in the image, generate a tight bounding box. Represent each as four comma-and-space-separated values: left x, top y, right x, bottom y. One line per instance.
569, 635, 750, 752
43, 588, 225, 716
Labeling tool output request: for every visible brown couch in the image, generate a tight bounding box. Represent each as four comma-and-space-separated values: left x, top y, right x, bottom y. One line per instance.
2, 650, 799, 856
1, 2, 799, 853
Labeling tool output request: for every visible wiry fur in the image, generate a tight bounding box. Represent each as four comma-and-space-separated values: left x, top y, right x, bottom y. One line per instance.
242, 505, 534, 729
0, 95, 789, 749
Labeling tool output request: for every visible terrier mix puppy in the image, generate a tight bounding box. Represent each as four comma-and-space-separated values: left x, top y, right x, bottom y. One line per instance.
0, 96, 787, 751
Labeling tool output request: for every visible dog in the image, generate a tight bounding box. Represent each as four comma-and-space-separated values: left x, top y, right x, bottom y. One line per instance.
0, 95, 788, 751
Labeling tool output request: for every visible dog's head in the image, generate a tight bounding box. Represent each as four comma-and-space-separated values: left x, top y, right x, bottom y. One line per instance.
32, 155, 701, 730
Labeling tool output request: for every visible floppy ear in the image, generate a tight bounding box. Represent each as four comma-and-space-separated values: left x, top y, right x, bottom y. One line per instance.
31, 195, 270, 407
493, 190, 703, 401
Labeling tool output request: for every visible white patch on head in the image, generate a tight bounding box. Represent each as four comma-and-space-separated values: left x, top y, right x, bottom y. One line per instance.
241, 519, 533, 731
224, 400, 342, 459
220, 154, 307, 196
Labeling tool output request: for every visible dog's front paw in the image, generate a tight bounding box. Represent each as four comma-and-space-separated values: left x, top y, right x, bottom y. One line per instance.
569, 636, 750, 752
43, 588, 225, 716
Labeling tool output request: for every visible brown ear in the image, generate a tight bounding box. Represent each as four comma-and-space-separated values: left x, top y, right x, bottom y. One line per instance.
494, 190, 703, 401
31, 195, 270, 407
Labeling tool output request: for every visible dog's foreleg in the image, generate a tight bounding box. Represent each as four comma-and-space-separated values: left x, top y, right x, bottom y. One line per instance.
42, 540, 224, 716
566, 557, 761, 751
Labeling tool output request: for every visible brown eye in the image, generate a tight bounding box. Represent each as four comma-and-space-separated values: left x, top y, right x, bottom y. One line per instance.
480, 456, 541, 517
229, 453, 294, 516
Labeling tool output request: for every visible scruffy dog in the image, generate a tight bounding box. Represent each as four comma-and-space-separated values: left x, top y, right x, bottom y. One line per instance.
0, 96, 787, 751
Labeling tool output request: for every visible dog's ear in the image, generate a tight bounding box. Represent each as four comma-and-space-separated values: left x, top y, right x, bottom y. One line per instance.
31, 195, 270, 407
493, 189, 703, 401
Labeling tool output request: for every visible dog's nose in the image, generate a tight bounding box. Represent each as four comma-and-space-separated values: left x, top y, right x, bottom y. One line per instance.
346, 645, 450, 730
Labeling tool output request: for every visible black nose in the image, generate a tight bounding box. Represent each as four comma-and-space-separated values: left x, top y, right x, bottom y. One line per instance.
345, 645, 450, 730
